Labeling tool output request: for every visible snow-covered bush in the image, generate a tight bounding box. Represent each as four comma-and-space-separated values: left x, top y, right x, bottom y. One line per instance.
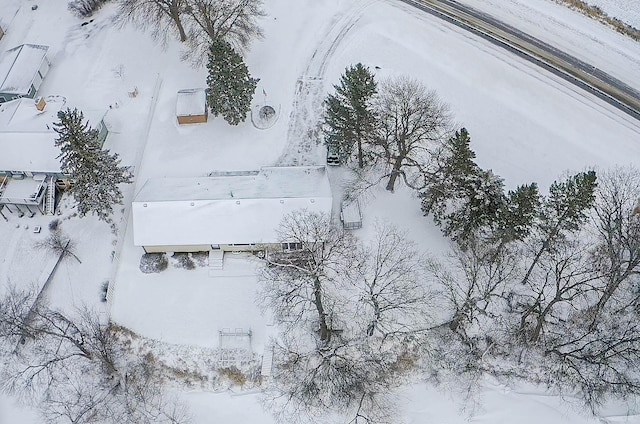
68, 0, 108, 18
48, 218, 60, 232
218, 367, 247, 387
191, 251, 209, 267
172, 252, 196, 270
139, 252, 168, 274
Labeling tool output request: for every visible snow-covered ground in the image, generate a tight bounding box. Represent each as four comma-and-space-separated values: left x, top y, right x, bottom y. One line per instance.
2, 0, 640, 422
585, 0, 640, 28
455, 0, 640, 90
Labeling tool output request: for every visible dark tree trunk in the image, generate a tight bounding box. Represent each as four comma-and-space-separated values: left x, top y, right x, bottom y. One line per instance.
386, 157, 404, 192
170, 5, 187, 42
313, 276, 329, 342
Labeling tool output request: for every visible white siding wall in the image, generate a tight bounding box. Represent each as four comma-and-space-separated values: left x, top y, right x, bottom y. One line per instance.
32, 72, 42, 91
38, 57, 50, 79
143, 244, 212, 253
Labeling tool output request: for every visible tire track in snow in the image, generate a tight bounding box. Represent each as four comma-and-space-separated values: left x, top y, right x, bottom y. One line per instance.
275, 1, 374, 166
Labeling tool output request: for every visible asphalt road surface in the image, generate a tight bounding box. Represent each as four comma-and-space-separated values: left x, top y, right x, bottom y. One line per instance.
398, 0, 640, 122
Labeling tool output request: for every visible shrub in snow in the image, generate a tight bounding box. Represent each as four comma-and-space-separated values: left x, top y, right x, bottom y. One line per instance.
68, 0, 108, 17
100, 280, 109, 302
139, 252, 168, 273
48, 218, 61, 232
191, 251, 209, 267
218, 367, 247, 387
172, 252, 196, 270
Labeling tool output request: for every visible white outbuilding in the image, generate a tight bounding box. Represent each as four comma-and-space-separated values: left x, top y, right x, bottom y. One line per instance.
176, 88, 208, 124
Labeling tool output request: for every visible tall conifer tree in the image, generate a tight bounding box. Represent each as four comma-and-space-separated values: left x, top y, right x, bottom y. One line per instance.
206, 39, 258, 125
324, 63, 377, 168
54, 108, 132, 223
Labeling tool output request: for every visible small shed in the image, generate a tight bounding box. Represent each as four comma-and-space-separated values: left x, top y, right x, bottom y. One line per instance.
0, 44, 50, 103
340, 200, 362, 230
176, 88, 208, 125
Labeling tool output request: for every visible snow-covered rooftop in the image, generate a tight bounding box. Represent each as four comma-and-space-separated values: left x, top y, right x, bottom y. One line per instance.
135, 166, 332, 202
0, 98, 63, 173
0, 132, 61, 173
0, 97, 60, 130
341, 201, 362, 226
176, 88, 207, 117
132, 166, 333, 246
0, 44, 48, 95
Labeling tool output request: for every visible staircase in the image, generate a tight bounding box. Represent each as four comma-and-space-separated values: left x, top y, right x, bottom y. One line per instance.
45, 177, 56, 215
208, 249, 224, 270
261, 342, 274, 378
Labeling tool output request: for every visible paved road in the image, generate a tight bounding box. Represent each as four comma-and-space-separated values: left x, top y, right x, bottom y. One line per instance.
398, 0, 640, 121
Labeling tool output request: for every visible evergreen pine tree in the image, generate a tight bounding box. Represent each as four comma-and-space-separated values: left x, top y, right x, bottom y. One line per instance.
543, 170, 598, 234
495, 183, 540, 243
54, 108, 132, 223
323, 63, 377, 168
420, 128, 545, 246
520, 170, 597, 285
206, 39, 258, 125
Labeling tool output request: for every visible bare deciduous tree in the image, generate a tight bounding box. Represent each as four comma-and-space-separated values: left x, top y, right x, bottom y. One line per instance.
372, 77, 452, 192
588, 166, 640, 327
260, 210, 355, 342
117, 0, 264, 62
347, 222, 437, 343
515, 236, 599, 343
35, 229, 82, 264
434, 239, 518, 342
542, 309, 640, 409
0, 288, 189, 423
184, 0, 265, 62
117, 0, 189, 43
261, 216, 437, 424
264, 331, 397, 424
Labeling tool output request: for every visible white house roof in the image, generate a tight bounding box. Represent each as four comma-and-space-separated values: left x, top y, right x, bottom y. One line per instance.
176, 88, 207, 117
0, 132, 61, 173
341, 200, 361, 224
0, 98, 63, 173
0, 97, 59, 130
132, 166, 333, 247
0, 44, 49, 95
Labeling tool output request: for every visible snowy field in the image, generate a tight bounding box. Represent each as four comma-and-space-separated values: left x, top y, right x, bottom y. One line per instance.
456, 0, 640, 90
1, 0, 640, 422
585, 0, 640, 28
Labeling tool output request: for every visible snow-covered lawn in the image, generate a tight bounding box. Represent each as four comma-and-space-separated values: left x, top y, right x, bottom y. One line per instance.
2, 0, 640, 422
111, 247, 269, 349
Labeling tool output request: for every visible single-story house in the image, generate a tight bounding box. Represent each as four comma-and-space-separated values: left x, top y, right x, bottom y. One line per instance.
132, 166, 334, 253
0, 98, 111, 215
0, 44, 50, 103
176, 88, 208, 125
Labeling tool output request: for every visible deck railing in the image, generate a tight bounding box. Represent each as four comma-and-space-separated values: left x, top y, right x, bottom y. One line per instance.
0, 177, 47, 205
